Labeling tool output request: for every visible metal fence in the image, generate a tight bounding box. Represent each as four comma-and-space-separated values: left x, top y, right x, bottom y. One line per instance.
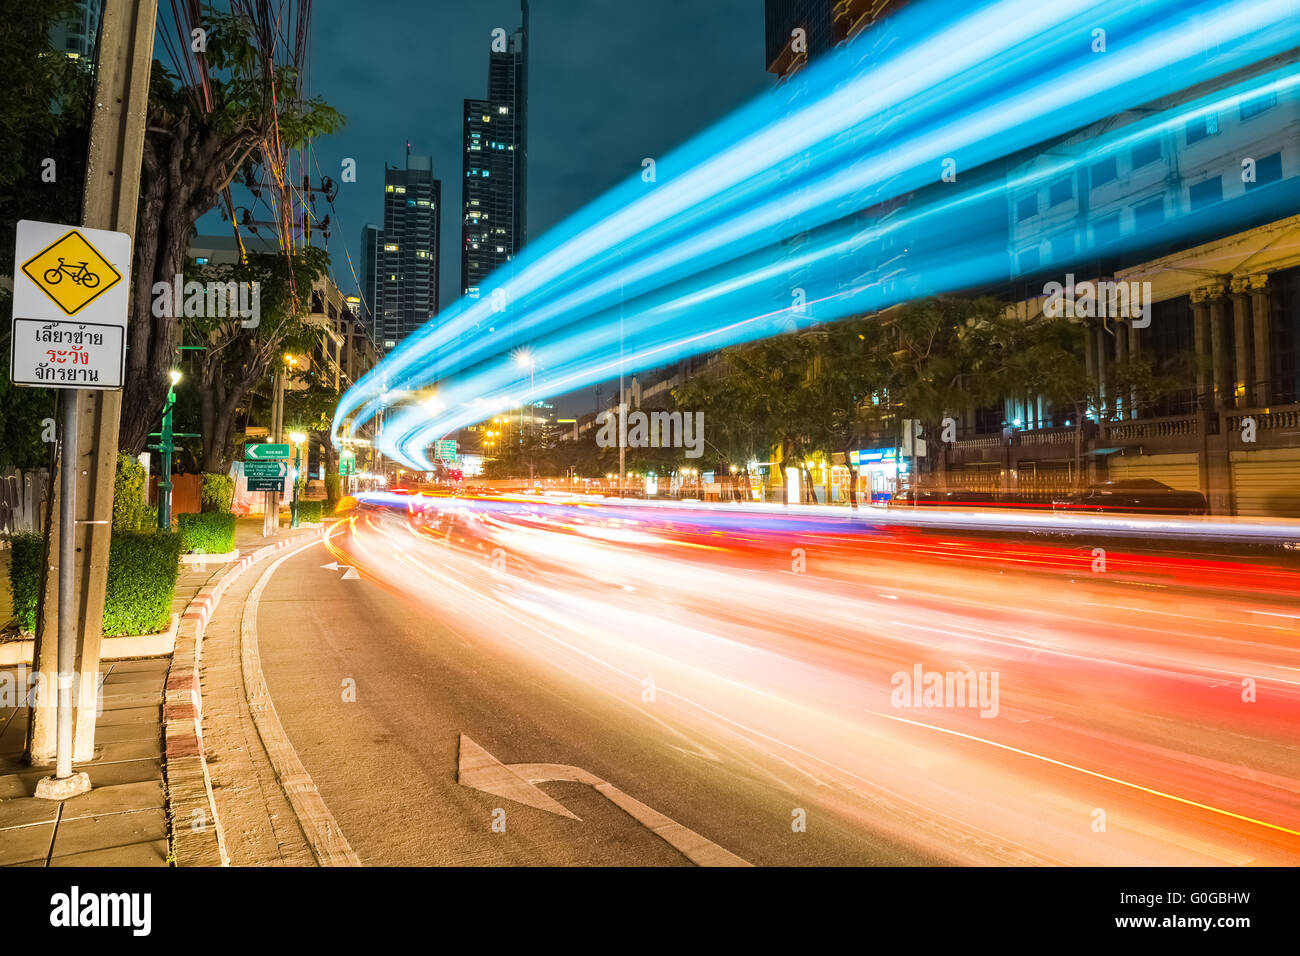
0, 468, 50, 537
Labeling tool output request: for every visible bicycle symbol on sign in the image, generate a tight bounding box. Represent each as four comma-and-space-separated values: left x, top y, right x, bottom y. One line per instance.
42, 258, 100, 289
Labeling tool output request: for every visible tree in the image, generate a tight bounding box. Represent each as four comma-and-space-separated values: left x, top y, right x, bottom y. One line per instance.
284, 375, 345, 475
886, 296, 1025, 487
0, 0, 91, 468
119, 11, 341, 454
184, 248, 330, 472
673, 344, 790, 501
801, 317, 892, 508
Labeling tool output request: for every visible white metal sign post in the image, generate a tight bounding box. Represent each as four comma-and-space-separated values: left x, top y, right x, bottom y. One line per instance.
11, 220, 131, 799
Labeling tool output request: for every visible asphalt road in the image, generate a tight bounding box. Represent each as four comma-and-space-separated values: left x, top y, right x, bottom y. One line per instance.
235, 502, 1300, 866
251, 522, 939, 865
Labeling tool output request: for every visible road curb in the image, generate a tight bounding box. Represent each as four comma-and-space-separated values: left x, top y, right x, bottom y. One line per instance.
163, 526, 327, 867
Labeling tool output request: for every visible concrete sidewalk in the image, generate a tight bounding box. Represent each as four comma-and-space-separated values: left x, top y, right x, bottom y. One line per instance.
0, 514, 321, 867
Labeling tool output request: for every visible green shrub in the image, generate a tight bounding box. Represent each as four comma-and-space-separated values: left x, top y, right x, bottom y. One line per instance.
102, 532, 182, 636
6, 530, 182, 636
297, 500, 324, 523
177, 512, 236, 554
324, 473, 341, 505
7, 532, 43, 632
144, 504, 161, 530
200, 472, 234, 513
113, 452, 147, 533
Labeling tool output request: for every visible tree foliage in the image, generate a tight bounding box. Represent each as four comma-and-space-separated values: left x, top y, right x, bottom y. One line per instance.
186, 247, 330, 472
121, 11, 342, 454
0, 0, 90, 469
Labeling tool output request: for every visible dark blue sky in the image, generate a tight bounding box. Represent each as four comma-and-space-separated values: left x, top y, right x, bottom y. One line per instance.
301, 0, 769, 307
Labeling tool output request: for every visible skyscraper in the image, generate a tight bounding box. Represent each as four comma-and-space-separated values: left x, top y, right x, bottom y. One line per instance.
461, 2, 528, 298
370, 152, 441, 354
359, 223, 380, 339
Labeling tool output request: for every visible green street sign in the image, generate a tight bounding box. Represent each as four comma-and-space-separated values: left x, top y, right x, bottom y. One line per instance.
244, 461, 287, 478
248, 476, 285, 493
434, 439, 458, 462
246, 443, 291, 460
339, 452, 355, 476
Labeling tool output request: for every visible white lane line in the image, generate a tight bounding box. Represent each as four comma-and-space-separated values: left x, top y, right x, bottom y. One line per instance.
241, 537, 362, 867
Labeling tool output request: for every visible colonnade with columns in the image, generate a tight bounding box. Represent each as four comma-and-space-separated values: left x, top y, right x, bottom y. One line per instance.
1076, 273, 1275, 418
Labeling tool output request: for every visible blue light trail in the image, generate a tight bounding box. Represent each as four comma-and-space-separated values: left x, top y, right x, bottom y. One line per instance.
335, 0, 1300, 470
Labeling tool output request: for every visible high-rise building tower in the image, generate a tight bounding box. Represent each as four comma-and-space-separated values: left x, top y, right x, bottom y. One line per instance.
371, 151, 441, 354
359, 223, 380, 339
461, 1, 528, 299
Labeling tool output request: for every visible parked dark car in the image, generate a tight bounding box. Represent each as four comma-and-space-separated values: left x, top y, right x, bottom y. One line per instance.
1052, 479, 1208, 516
889, 489, 999, 507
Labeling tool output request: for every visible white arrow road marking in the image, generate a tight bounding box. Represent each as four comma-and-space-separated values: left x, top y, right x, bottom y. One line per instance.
321, 562, 341, 570
341, 567, 360, 580
322, 561, 360, 579
457, 734, 751, 867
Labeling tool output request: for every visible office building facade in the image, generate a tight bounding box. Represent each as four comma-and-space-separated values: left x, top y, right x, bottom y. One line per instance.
461, 5, 528, 298
370, 154, 441, 353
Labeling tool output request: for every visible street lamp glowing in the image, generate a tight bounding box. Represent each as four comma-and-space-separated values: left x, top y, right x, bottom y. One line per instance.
515, 349, 533, 368
289, 431, 307, 444
169, 369, 182, 386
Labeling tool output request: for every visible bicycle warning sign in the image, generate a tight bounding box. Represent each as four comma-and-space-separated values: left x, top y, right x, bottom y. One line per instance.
20, 228, 123, 316
11, 221, 131, 391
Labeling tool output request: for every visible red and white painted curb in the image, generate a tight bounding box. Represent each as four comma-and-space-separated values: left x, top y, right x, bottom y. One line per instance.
163, 526, 328, 866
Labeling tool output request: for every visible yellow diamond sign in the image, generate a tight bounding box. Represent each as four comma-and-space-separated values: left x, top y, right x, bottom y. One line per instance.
20, 230, 123, 316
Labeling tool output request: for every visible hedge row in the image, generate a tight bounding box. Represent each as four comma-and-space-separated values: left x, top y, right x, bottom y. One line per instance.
103, 532, 183, 636
113, 452, 148, 533
7, 533, 42, 632
297, 500, 324, 523
178, 512, 236, 554
7, 531, 182, 636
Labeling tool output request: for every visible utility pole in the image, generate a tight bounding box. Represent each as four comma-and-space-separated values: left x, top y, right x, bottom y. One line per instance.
28, 0, 159, 769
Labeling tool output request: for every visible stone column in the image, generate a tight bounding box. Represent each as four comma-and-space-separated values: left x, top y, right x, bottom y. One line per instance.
1190, 290, 1211, 408
1230, 278, 1252, 409
1095, 324, 1108, 418
1248, 275, 1272, 406
1207, 286, 1230, 411
1113, 319, 1128, 418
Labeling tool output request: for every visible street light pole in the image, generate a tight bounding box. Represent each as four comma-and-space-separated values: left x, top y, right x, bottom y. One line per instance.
156, 372, 178, 530
289, 431, 306, 528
